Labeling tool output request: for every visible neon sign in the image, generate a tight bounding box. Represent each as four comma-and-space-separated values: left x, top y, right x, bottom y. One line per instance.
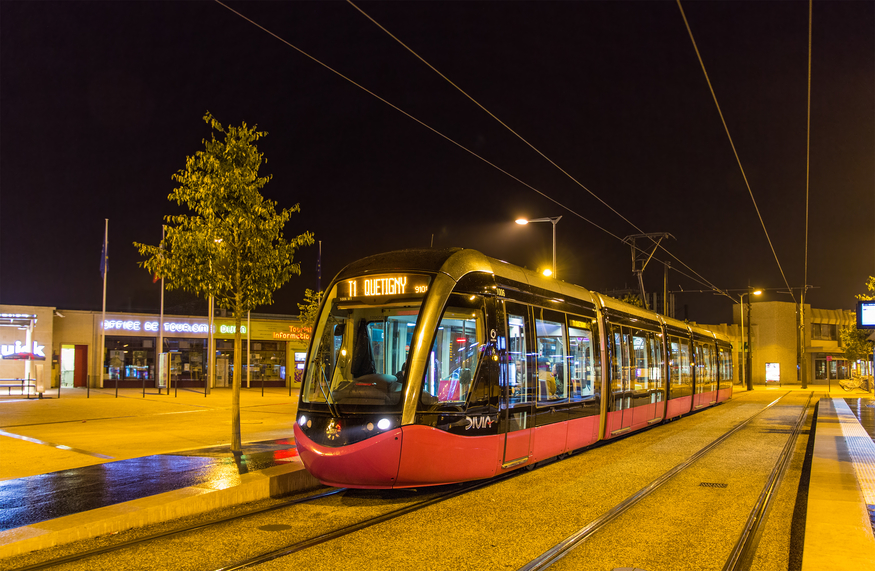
1, 341, 45, 357
219, 325, 247, 334
343, 274, 430, 300
273, 325, 312, 342
103, 320, 210, 334
101, 319, 253, 335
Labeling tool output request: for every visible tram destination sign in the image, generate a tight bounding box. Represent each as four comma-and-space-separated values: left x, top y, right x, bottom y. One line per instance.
342, 274, 431, 300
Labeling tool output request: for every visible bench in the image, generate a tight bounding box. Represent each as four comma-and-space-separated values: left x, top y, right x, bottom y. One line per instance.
0, 378, 36, 397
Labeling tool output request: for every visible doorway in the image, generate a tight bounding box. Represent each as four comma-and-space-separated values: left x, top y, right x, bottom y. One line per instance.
61, 344, 88, 388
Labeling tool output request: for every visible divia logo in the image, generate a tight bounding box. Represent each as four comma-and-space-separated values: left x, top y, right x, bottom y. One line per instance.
326, 419, 341, 440
465, 416, 495, 430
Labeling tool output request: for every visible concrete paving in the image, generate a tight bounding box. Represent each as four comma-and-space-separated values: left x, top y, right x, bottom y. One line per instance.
0, 386, 320, 558
0, 383, 873, 566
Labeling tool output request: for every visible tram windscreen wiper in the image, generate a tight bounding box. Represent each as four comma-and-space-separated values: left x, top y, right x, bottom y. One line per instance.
319, 364, 340, 417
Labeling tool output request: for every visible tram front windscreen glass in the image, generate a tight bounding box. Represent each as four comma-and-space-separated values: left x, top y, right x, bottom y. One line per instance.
302, 275, 431, 410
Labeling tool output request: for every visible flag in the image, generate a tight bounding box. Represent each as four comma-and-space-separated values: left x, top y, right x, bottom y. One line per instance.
100, 235, 108, 278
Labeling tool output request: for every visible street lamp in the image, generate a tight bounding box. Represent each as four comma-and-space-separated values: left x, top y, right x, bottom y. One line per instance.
516, 216, 562, 279
739, 288, 762, 390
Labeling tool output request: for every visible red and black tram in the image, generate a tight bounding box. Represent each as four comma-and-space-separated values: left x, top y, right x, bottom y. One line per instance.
293, 248, 734, 489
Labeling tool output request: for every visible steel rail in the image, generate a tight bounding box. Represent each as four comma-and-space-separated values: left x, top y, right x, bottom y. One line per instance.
722, 391, 814, 571
12, 488, 347, 571
213, 473, 520, 571
519, 392, 796, 571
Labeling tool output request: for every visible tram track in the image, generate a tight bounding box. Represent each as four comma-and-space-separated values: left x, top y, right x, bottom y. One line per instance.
7, 392, 814, 571
8, 489, 347, 571
9, 472, 517, 571
210, 474, 515, 571
519, 391, 815, 571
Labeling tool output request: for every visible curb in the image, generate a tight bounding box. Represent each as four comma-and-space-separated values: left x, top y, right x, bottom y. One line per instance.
0, 459, 321, 559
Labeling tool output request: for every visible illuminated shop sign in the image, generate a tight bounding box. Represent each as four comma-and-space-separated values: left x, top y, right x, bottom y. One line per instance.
273, 325, 312, 342
342, 274, 430, 300
1, 341, 45, 357
103, 320, 215, 334
219, 325, 247, 334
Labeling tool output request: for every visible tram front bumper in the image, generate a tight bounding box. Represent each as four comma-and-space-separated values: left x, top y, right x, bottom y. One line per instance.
293, 423, 403, 489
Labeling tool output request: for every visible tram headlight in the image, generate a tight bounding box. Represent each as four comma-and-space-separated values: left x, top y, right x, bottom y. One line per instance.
377, 418, 392, 430
298, 415, 307, 427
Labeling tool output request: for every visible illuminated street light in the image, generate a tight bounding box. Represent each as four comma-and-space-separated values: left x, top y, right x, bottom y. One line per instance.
739, 288, 762, 390
542, 268, 553, 278
516, 216, 562, 279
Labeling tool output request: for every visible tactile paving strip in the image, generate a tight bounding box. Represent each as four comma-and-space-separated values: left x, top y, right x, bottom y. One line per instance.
833, 398, 875, 531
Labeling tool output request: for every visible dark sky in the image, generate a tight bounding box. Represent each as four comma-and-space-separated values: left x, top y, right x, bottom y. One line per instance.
1, 1, 873, 325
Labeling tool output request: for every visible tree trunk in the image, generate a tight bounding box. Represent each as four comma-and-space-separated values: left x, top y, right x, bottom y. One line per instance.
230, 253, 243, 452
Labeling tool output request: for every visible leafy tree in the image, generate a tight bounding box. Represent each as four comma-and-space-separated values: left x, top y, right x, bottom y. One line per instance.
840, 326, 873, 363
620, 293, 643, 308
856, 276, 875, 301
135, 112, 314, 451
297, 289, 323, 330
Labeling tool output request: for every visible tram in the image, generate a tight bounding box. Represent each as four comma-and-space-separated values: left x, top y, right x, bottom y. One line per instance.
293, 248, 734, 489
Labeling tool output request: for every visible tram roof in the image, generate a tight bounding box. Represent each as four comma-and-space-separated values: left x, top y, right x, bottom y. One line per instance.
331, 248, 730, 345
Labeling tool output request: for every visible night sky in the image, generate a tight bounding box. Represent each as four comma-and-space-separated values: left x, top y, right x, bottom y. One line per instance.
1, 1, 872, 325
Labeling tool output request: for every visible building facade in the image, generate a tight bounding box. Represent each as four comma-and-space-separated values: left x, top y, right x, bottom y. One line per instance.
731, 300, 870, 387
0, 304, 312, 391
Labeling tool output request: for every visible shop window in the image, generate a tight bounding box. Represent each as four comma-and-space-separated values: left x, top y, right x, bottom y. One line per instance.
105, 336, 155, 381
249, 341, 287, 382
164, 338, 207, 381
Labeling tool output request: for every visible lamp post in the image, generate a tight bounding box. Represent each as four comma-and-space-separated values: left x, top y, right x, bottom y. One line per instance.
515, 216, 562, 279
739, 288, 762, 390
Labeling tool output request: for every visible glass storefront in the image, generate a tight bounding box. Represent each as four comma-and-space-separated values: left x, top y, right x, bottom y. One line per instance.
214, 338, 288, 386
164, 337, 207, 386
105, 336, 156, 385
95, 313, 307, 389
814, 356, 849, 380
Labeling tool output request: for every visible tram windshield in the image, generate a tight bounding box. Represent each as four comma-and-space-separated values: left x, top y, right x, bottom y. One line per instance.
302, 274, 430, 410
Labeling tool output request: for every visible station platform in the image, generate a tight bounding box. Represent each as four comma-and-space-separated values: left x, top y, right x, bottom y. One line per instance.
1, 385, 874, 566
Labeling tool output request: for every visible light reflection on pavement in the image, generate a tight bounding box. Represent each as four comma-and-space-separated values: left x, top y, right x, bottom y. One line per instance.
0, 439, 297, 531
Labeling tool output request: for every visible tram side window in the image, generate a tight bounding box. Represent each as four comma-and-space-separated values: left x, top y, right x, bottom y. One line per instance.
535, 309, 566, 402
670, 336, 693, 398
632, 332, 649, 391
568, 318, 597, 400
613, 328, 632, 396
421, 295, 485, 405
719, 347, 733, 388
506, 311, 531, 403
695, 344, 712, 392
650, 334, 665, 397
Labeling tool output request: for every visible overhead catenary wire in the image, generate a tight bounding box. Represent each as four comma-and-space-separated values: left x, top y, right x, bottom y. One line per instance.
213, 0, 724, 295
803, 0, 812, 307
676, 0, 797, 304
345, 0, 733, 302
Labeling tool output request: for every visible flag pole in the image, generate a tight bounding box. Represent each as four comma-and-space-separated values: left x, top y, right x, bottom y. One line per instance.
159, 225, 165, 395
100, 219, 109, 395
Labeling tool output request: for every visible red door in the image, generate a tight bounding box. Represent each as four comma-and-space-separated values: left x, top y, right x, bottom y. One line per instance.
74, 345, 88, 387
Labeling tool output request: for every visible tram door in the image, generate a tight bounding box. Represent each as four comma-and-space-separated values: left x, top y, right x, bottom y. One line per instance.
499, 302, 534, 468
611, 328, 634, 434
